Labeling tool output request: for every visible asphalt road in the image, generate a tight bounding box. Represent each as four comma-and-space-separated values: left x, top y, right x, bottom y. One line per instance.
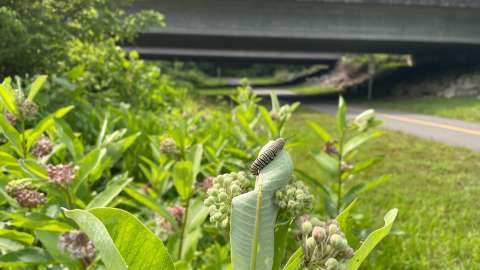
306, 102, 480, 151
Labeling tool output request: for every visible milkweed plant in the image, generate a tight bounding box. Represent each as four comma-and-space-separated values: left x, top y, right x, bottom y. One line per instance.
0, 76, 397, 270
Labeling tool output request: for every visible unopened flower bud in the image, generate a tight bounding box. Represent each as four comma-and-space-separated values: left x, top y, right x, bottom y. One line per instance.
31, 136, 53, 158
328, 224, 338, 235
159, 138, 177, 154
306, 237, 316, 251
325, 257, 339, 270
312, 226, 326, 243
4, 111, 17, 126
20, 100, 38, 118
329, 234, 344, 248
218, 192, 228, 201
47, 163, 78, 186
302, 221, 313, 235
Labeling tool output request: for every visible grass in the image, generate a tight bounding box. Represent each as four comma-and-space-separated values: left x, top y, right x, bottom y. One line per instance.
198, 84, 339, 96
287, 110, 480, 269
364, 97, 480, 122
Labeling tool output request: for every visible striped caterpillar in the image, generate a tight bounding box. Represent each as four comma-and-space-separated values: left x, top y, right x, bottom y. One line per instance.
249, 138, 285, 175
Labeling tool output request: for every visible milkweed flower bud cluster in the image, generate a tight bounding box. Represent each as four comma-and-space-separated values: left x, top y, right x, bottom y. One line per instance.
58, 230, 96, 259
20, 100, 38, 119
31, 136, 53, 158
47, 163, 79, 186
159, 138, 178, 154
156, 206, 186, 241
204, 172, 252, 229
274, 181, 313, 216
4, 111, 17, 126
6, 180, 45, 208
197, 176, 214, 193
324, 141, 339, 156
300, 218, 354, 270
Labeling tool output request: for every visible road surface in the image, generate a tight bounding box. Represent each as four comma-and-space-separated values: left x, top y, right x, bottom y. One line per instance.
306, 102, 480, 151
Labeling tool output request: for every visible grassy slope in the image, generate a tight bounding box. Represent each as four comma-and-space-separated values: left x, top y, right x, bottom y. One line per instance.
365, 97, 480, 122
287, 111, 480, 269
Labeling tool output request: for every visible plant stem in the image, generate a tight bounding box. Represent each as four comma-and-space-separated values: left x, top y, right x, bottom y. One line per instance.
337, 131, 346, 214
250, 183, 263, 270
177, 196, 191, 259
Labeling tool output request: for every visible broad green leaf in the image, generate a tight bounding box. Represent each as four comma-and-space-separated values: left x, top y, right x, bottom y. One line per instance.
173, 161, 193, 200
336, 199, 358, 244
0, 229, 34, 245
259, 106, 278, 137
308, 121, 332, 142
73, 148, 107, 192
19, 159, 48, 180
337, 96, 347, 133
0, 247, 49, 267
343, 130, 383, 156
0, 212, 73, 232
0, 83, 18, 115
27, 106, 74, 149
36, 231, 83, 270
87, 173, 133, 208
311, 150, 339, 176
273, 220, 291, 270
352, 156, 383, 174
124, 188, 175, 224
231, 142, 293, 270
55, 118, 81, 161
96, 117, 109, 147
27, 75, 48, 101
0, 238, 25, 252
347, 208, 398, 270
0, 114, 23, 156
270, 92, 280, 113
65, 207, 175, 270
282, 247, 303, 270
188, 144, 203, 184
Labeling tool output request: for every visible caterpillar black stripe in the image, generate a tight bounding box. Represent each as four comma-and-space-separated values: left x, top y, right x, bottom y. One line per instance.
250, 138, 285, 175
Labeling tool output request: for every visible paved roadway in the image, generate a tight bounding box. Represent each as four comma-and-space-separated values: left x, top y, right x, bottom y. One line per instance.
307, 103, 480, 151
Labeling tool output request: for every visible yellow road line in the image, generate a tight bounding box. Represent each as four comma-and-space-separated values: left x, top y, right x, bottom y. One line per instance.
378, 113, 480, 136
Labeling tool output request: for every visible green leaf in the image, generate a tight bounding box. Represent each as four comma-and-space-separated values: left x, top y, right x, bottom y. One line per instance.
55, 118, 81, 161
0, 113, 23, 156
173, 161, 193, 200
87, 173, 133, 208
282, 247, 303, 270
188, 144, 203, 184
0, 229, 34, 245
259, 106, 278, 137
311, 150, 339, 176
0, 247, 49, 267
124, 188, 175, 224
347, 208, 398, 270
27, 75, 48, 101
19, 159, 48, 180
65, 207, 175, 270
73, 148, 107, 192
273, 220, 291, 270
0, 83, 18, 115
308, 121, 332, 142
0, 212, 73, 232
337, 96, 347, 133
231, 144, 293, 270
27, 106, 74, 149
270, 92, 280, 113
336, 199, 358, 243
342, 130, 383, 156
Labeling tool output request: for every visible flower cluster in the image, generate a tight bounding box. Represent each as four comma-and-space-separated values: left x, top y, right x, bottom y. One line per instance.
5, 180, 45, 208
58, 230, 96, 260
324, 141, 339, 156
156, 206, 185, 241
4, 111, 17, 126
197, 176, 214, 193
159, 138, 178, 154
270, 104, 297, 123
31, 136, 53, 158
19, 100, 38, 119
47, 163, 79, 186
274, 181, 313, 216
204, 172, 252, 229
300, 218, 354, 270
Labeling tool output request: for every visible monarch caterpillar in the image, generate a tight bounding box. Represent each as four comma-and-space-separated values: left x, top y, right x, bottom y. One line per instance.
250, 138, 285, 175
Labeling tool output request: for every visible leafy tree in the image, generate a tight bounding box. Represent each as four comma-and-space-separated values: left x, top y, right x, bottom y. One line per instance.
0, 0, 163, 76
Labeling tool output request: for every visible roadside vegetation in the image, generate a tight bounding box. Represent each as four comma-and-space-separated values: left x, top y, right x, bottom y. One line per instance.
289, 111, 480, 269
364, 97, 480, 122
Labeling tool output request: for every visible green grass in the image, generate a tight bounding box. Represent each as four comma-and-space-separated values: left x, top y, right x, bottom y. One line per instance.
287, 111, 480, 269
288, 84, 339, 95
365, 97, 480, 122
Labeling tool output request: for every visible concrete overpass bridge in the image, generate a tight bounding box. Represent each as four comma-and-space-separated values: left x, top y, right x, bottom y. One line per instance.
128, 0, 480, 63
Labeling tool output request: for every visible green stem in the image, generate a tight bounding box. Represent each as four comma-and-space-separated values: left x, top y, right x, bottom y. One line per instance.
337, 131, 346, 214
250, 183, 263, 270
178, 196, 191, 259
65, 186, 73, 209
